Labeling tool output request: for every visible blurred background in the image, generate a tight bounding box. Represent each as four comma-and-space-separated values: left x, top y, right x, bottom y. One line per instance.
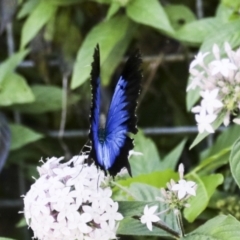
0, 0, 237, 239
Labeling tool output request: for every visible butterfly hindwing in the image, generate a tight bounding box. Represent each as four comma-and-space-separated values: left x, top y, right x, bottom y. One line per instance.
89, 45, 142, 176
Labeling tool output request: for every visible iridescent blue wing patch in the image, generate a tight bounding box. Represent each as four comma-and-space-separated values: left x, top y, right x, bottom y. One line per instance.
89, 44, 142, 176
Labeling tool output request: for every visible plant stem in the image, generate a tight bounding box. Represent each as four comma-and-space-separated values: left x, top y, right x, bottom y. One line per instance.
156, 208, 170, 216
133, 216, 180, 239
175, 209, 184, 237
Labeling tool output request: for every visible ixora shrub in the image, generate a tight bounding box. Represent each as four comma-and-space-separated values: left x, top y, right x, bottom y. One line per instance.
22, 156, 123, 240
188, 42, 240, 133
19, 42, 240, 240
22, 154, 200, 240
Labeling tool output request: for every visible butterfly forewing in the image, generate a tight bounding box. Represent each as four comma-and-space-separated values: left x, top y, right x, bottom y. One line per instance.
89, 45, 102, 168
106, 50, 141, 176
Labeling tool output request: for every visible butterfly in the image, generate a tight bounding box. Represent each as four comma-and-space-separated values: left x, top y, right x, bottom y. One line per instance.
88, 44, 142, 177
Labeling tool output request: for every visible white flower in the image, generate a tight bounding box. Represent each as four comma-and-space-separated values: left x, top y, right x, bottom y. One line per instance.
171, 179, 196, 199
210, 58, 237, 77
212, 43, 220, 59
77, 212, 93, 234
140, 205, 160, 231
187, 71, 204, 91
223, 111, 230, 126
200, 89, 223, 114
100, 202, 123, 228
224, 42, 232, 53
195, 110, 217, 133
92, 188, 114, 211
156, 163, 197, 211
178, 163, 184, 180
189, 43, 240, 131
56, 203, 79, 222
37, 156, 63, 176
83, 202, 103, 224
23, 156, 123, 240
99, 221, 118, 240
191, 105, 201, 113
190, 52, 209, 69
233, 118, 240, 125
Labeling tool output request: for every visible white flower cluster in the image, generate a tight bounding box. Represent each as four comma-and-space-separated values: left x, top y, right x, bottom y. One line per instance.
140, 164, 197, 231
158, 163, 196, 208
23, 156, 123, 240
188, 42, 240, 133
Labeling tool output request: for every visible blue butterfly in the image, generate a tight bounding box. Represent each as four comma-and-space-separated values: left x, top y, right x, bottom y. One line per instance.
88, 45, 142, 177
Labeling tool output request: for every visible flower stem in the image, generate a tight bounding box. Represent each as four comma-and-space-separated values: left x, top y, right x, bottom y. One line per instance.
111, 181, 139, 200
156, 208, 170, 216
133, 216, 180, 239
175, 209, 184, 237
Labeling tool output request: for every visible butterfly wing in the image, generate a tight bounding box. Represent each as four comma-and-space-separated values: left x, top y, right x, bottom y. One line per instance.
104, 49, 142, 176
89, 46, 142, 176
89, 44, 101, 169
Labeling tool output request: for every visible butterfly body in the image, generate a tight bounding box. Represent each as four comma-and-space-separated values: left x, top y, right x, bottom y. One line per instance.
89, 45, 142, 176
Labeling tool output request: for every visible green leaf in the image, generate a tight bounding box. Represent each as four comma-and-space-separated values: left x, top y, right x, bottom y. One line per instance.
118, 200, 179, 237
161, 139, 187, 170
129, 130, 162, 176
101, 21, 135, 85
192, 125, 240, 174
129, 183, 162, 201
182, 215, 240, 239
126, 0, 174, 35
16, 217, 27, 228
0, 50, 29, 86
118, 170, 178, 189
49, 0, 84, 5
194, 148, 231, 175
200, 19, 240, 54
10, 124, 44, 150
12, 85, 80, 114
190, 110, 227, 149
176, 18, 220, 45
0, 238, 17, 240
186, 86, 200, 112
184, 173, 223, 222
113, 171, 177, 201
106, 2, 121, 20
201, 124, 240, 159
229, 136, 240, 188
20, 1, 57, 49
92, 0, 111, 3
216, 3, 235, 22
222, 0, 240, 10
0, 73, 35, 106
71, 16, 132, 89
118, 216, 174, 237
164, 4, 196, 31
118, 201, 159, 217
17, 0, 40, 19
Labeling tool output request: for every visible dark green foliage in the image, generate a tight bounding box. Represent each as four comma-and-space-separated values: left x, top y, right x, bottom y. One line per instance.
0, 0, 240, 239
